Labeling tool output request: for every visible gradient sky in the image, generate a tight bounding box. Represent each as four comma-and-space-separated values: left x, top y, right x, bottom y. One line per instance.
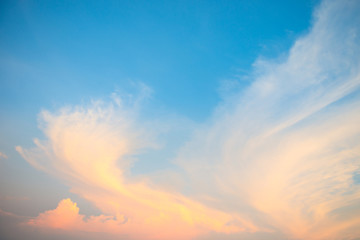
1, 0, 360, 240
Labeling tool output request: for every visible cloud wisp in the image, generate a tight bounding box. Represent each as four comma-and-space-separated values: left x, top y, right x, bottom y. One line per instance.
16, 0, 360, 239
175, 0, 360, 239
0, 151, 8, 160
16, 100, 256, 240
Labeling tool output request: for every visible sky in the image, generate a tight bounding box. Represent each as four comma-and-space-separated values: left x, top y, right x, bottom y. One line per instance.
0, 0, 360, 239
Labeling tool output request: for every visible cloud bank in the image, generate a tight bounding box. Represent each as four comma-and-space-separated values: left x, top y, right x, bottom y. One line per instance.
15, 0, 360, 239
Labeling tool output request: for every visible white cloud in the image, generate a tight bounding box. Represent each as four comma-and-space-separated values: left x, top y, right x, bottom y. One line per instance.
176, 0, 360, 239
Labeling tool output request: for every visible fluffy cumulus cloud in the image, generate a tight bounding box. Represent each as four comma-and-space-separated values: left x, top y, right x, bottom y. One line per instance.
27, 199, 126, 232
15, 0, 360, 239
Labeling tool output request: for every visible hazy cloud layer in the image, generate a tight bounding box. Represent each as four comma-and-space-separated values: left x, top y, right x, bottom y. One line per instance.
14, 0, 360, 239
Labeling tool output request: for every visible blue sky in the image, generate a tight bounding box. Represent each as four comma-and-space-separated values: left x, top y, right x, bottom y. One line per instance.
1, 0, 360, 240
1, 0, 316, 119
0, 0, 317, 172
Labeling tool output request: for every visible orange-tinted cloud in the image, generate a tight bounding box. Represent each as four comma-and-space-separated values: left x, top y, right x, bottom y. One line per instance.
27, 198, 125, 232
27, 198, 256, 240
16, 102, 257, 240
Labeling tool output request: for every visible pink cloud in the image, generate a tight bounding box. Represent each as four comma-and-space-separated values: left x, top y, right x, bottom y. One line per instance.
28, 198, 125, 233
27, 198, 254, 240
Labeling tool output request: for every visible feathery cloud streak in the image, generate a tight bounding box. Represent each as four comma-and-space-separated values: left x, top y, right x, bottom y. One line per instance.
175, 0, 360, 239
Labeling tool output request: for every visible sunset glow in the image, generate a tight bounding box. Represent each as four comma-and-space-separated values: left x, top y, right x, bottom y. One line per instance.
1, 0, 360, 239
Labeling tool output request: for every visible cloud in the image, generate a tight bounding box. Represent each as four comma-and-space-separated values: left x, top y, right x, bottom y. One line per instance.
0, 205, 126, 240
0, 152, 8, 160
175, 0, 360, 239
16, 99, 256, 240
16, 0, 360, 239
0, 208, 20, 218
27, 198, 125, 232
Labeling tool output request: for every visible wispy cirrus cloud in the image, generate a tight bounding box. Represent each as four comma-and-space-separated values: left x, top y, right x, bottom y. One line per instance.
175, 0, 360, 239
15, 0, 360, 239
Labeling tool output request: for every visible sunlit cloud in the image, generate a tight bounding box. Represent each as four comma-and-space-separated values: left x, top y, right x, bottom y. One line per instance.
16, 100, 256, 240
15, 0, 360, 239
27, 198, 126, 232
175, 0, 360, 239
27, 197, 257, 240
